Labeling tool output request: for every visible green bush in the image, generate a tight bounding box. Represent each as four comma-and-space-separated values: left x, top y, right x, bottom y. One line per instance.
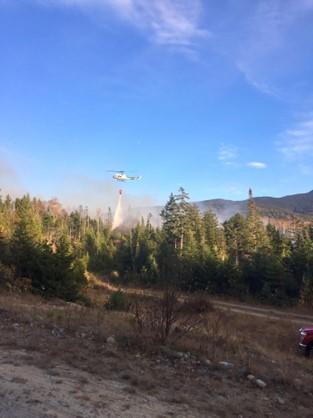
106, 290, 129, 311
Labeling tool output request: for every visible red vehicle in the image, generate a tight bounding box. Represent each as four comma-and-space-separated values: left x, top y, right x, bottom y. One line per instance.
299, 326, 313, 356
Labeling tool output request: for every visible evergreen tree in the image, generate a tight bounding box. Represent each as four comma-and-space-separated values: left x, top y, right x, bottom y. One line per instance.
242, 250, 286, 302
160, 192, 180, 249
246, 188, 268, 254
223, 214, 247, 265
175, 187, 192, 253
0, 228, 10, 265
203, 210, 226, 259
182, 204, 203, 258
12, 195, 42, 277
266, 224, 291, 258
1, 187, 313, 306
31, 235, 87, 300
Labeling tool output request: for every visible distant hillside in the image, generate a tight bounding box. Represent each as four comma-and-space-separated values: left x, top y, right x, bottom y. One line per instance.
135, 190, 313, 226
196, 190, 313, 222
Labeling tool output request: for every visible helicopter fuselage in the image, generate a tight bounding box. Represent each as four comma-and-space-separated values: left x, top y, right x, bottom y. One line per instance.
113, 173, 140, 182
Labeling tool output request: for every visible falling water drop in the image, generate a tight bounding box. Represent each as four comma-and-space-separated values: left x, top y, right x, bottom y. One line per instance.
112, 190, 123, 229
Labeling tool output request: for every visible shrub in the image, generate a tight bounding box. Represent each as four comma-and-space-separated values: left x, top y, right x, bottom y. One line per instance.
0, 263, 31, 293
106, 290, 129, 311
300, 275, 313, 307
0, 262, 15, 287
132, 290, 212, 345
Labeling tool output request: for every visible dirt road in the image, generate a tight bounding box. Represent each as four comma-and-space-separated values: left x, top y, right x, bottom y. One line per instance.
102, 281, 313, 325
212, 300, 313, 325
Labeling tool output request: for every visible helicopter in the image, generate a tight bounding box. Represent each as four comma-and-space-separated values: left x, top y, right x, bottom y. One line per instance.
108, 170, 142, 182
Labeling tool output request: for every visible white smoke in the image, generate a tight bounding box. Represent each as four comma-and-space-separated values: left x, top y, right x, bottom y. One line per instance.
57, 175, 161, 227
0, 149, 25, 197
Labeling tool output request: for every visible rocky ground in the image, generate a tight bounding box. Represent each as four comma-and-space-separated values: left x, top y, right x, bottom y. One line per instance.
0, 295, 312, 418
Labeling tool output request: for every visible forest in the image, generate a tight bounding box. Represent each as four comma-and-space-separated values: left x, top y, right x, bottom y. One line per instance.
0, 188, 313, 307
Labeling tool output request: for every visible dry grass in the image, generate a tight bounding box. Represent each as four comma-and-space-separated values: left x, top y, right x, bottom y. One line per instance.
145, 300, 312, 390
0, 289, 311, 392
0, 291, 132, 343
0, 289, 313, 418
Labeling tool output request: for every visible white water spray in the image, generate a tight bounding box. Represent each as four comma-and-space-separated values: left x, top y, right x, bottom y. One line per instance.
112, 189, 123, 229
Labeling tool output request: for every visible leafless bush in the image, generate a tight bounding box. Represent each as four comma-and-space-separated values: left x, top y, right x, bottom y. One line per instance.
132, 290, 212, 345
203, 310, 245, 361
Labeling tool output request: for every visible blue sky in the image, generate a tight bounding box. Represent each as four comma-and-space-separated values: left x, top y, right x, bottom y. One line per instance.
1, 0, 313, 210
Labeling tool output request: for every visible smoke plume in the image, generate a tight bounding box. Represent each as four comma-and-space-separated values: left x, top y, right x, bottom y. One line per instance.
0, 153, 25, 197
59, 175, 160, 226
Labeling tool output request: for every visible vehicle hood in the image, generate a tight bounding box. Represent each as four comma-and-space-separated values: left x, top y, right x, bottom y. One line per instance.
300, 325, 313, 333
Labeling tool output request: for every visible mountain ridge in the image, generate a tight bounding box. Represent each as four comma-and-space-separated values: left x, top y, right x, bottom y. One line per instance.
132, 190, 313, 226
195, 189, 313, 221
